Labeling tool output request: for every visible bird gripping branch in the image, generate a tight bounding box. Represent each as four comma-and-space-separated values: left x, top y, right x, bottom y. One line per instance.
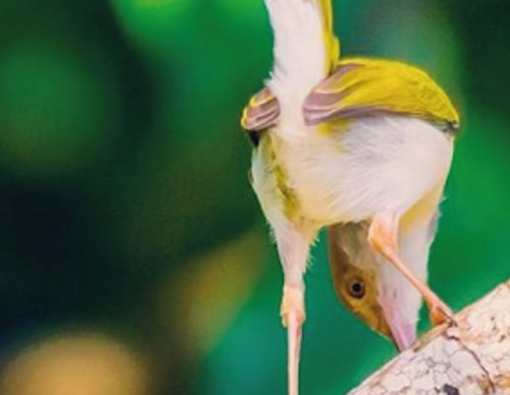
241, 1, 460, 395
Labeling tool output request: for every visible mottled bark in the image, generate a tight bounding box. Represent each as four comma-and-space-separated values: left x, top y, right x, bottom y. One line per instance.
348, 281, 510, 395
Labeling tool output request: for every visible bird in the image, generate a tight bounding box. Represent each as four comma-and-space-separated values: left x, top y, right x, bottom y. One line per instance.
240, 0, 459, 394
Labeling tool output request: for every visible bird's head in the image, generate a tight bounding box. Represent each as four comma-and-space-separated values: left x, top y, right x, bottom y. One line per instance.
328, 223, 422, 351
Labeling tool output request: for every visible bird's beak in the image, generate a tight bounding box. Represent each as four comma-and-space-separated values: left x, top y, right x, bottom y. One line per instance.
382, 309, 417, 352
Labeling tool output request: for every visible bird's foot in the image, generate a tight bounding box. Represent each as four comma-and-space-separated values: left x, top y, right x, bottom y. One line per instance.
425, 294, 455, 326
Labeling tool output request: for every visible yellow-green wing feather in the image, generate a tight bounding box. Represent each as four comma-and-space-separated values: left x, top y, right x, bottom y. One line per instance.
241, 87, 280, 132
240, 87, 280, 146
303, 58, 460, 131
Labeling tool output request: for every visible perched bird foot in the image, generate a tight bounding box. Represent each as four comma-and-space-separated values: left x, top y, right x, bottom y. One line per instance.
425, 295, 455, 326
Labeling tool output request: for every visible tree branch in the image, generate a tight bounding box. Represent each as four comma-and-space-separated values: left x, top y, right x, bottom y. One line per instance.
347, 280, 510, 395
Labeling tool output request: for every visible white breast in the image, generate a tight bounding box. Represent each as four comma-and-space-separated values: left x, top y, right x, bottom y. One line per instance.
264, 115, 454, 225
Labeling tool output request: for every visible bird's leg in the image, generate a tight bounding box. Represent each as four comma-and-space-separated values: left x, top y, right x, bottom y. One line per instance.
368, 212, 454, 326
276, 227, 312, 395
281, 283, 304, 395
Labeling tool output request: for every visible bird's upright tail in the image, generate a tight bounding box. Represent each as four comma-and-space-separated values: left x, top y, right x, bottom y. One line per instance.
265, 0, 339, 102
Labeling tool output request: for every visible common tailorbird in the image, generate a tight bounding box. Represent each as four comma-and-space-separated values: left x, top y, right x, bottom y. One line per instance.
240, 1, 459, 394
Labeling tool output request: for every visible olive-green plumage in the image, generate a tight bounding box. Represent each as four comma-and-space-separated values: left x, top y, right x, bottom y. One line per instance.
243, 58, 459, 134
304, 58, 459, 130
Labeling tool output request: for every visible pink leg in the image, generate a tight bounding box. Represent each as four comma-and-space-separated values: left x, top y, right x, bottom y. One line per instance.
368, 212, 454, 326
275, 225, 314, 395
281, 285, 305, 395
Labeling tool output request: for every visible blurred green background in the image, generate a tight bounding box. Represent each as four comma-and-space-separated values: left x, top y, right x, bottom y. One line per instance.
0, 0, 509, 394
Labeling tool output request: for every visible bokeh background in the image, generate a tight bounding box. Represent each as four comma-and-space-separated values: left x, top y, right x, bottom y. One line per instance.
0, 0, 509, 394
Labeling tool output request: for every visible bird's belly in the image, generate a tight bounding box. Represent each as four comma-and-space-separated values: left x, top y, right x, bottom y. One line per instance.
277, 116, 454, 224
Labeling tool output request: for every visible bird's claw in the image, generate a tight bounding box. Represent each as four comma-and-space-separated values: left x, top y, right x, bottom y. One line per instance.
427, 298, 455, 327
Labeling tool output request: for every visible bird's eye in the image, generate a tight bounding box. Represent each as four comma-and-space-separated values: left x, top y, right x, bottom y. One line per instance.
347, 279, 365, 299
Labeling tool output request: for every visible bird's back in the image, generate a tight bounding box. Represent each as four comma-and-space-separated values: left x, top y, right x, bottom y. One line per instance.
304, 58, 459, 131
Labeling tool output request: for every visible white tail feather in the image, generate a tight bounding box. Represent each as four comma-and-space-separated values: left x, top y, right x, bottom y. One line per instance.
265, 0, 329, 112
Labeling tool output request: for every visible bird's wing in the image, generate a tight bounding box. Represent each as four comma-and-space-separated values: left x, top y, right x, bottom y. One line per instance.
241, 87, 280, 131
303, 58, 460, 132
240, 87, 280, 146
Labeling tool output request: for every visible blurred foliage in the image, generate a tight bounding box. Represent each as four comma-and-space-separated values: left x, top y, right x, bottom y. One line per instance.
0, 0, 509, 394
